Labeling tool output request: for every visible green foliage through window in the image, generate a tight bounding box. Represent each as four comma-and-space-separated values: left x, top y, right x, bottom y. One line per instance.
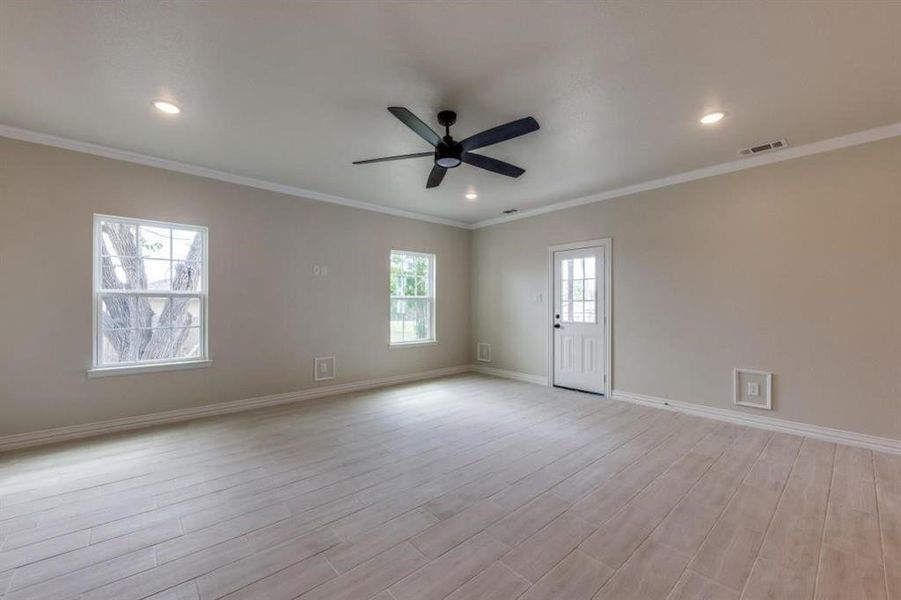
390, 250, 434, 344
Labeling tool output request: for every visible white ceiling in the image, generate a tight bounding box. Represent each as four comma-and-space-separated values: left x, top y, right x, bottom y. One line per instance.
2, 1, 900, 224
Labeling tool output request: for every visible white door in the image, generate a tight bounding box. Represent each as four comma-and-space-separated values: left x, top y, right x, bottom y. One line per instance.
553, 246, 605, 394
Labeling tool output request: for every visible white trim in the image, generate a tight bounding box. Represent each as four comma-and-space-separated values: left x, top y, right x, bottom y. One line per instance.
0, 365, 471, 452
470, 364, 549, 386
0, 124, 470, 229
547, 238, 612, 394
733, 368, 773, 410
92, 214, 210, 371
3, 122, 899, 231
6, 365, 897, 455
388, 341, 439, 349
88, 359, 212, 378
388, 249, 437, 347
611, 389, 901, 456
472, 121, 901, 229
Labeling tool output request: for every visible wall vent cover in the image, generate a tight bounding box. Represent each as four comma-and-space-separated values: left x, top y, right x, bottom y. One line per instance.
738, 138, 789, 157
476, 343, 491, 363
734, 368, 772, 410
314, 356, 336, 381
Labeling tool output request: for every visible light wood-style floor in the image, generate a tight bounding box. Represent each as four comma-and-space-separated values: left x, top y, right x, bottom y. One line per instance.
0, 374, 898, 600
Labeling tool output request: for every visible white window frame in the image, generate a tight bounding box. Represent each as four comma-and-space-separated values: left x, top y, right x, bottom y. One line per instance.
388, 249, 437, 348
89, 214, 210, 377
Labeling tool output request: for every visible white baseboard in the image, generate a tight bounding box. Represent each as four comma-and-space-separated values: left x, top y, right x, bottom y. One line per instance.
470, 364, 549, 386
0, 365, 471, 452
611, 389, 901, 456
5, 367, 896, 456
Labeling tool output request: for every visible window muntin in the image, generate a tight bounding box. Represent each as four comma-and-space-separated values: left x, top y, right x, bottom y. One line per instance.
93, 215, 208, 368
560, 256, 596, 323
389, 250, 435, 345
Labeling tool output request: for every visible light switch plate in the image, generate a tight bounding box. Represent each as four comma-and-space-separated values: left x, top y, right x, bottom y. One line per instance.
734, 368, 772, 410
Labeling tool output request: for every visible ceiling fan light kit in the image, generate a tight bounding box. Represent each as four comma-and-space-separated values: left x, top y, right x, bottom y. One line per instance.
353, 107, 539, 189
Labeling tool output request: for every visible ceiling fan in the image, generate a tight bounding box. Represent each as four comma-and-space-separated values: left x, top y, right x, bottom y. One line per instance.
353, 107, 539, 189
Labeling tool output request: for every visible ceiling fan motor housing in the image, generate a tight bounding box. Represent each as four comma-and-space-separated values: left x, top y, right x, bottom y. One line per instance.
437, 110, 457, 127
435, 140, 463, 168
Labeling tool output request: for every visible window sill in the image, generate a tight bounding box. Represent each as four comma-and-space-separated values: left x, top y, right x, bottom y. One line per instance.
87, 359, 212, 378
388, 340, 438, 349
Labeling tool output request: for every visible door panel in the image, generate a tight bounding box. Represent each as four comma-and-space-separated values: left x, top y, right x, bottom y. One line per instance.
583, 337, 597, 373
553, 246, 605, 393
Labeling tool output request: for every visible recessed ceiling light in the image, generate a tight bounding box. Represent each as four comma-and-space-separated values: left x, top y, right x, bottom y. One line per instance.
700, 111, 725, 125
153, 100, 181, 115
465, 192, 478, 201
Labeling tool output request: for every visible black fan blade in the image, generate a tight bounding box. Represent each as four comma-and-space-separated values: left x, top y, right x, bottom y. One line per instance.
353, 152, 433, 165
462, 152, 525, 178
461, 116, 539, 151
388, 107, 442, 147
426, 165, 447, 188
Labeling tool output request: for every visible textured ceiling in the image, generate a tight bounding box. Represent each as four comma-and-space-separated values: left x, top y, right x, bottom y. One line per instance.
2, 1, 900, 223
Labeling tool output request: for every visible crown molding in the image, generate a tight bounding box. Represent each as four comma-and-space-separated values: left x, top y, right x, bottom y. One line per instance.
4, 121, 899, 232
0, 124, 472, 229
472, 121, 901, 229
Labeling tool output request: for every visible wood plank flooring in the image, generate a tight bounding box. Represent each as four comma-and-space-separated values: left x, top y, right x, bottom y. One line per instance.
0, 374, 897, 600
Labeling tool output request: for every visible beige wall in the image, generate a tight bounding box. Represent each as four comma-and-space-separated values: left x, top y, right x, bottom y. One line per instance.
0, 137, 471, 436
472, 137, 901, 440
2, 135, 899, 441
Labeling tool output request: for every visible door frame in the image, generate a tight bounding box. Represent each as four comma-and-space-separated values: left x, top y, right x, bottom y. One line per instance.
547, 238, 612, 394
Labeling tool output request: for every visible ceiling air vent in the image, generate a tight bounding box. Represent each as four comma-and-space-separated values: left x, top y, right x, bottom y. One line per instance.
738, 138, 789, 157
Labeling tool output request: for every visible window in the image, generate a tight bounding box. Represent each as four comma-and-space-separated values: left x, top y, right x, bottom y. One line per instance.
389, 250, 435, 345
560, 255, 596, 323
91, 214, 208, 374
